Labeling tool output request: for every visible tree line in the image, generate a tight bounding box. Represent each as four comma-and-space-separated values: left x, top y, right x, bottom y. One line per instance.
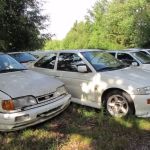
1, 0, 150, 52
44, 0, 150, 50
0, 0, 50, 52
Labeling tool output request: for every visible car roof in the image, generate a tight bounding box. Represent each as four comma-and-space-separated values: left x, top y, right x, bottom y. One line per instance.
8, 52, 28, 54
125, 48, 150, 51
29, 50, 51, 54
60, 49, 103, 53
141, 49, 150, 51
106, 49, 141, 53
32, 49, 104, 53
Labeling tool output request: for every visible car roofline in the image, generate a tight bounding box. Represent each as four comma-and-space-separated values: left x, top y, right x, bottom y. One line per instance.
32, 49, 104, 53
7, 52, 27, 54
106, 49, 142, 53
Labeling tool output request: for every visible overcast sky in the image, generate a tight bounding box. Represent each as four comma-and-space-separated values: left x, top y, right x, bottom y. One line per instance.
42, 0, 97, 39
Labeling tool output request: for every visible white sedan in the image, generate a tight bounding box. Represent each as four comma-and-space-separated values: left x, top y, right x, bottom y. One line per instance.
32, 49, 150, 118
107, 49, 150, 71
0, 53, 71, 131
8, 52, 37, 67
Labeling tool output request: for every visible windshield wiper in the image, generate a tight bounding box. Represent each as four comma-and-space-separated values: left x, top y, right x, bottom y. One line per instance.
0, 68, 27, 73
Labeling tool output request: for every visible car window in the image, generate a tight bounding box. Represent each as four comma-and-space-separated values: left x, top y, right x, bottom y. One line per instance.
0, 54, 26, 73
140, 51, 149, 55
117, 53, 136, 65
9, 53, 37, 63
131, 51, 150, 64
82, 51, 126, 72
30, 53, 40, 59
109, 52, 116, 57
34, 53, 57, 69
57, 53, 90, 72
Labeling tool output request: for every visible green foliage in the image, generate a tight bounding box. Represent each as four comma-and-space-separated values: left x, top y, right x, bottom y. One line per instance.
0, 104, 149, 150
44, 40, 63, 50
62, 21, 92, 49
0, 0, 50, 52
44, 0, 150, 50
103, 0, 150, 48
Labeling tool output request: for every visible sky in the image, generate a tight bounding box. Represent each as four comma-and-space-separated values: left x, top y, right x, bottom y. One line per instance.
42, 0, 97, 40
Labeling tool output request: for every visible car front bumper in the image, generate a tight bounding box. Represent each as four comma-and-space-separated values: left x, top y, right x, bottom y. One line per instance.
131, 94, 150, 117
0, 94, 71, 131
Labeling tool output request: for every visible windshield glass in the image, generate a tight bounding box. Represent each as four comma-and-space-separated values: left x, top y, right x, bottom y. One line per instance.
82, 51, 126, 72
9, 53, 37, 63
0, 54, 26, 73
131, 51, 150, 64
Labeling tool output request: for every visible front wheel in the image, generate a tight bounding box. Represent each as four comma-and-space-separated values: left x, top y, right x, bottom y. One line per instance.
103, 90, 135, 117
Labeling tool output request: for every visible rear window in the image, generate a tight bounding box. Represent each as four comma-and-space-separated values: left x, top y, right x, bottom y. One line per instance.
9, 53, 37, 63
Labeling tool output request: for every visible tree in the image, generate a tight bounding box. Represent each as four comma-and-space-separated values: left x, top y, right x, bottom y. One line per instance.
103, 0, 150, 48
44, 0, 150, 50
89, 0, 150, 48
0, 0, 50, 52
86, 0, 122, 49
63, 21, 92, 49
44, 40, 63, 50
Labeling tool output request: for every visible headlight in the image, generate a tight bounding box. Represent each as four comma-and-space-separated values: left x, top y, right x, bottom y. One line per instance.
135, 87, 150, 95
55, 86, 67, 97
2, 96, 37, 111
14, 96, 37, 109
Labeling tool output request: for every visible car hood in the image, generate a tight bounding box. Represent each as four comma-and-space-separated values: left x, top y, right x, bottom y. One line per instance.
101, 67, 150, 87
0, 70, 63, 98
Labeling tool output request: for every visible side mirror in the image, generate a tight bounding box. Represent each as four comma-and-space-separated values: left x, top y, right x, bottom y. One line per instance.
77, 65, 87, 73
131, 62, 138, 67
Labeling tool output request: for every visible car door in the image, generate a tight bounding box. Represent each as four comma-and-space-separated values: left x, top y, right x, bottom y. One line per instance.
33, 52, 57, 77
55, 52, 98, 106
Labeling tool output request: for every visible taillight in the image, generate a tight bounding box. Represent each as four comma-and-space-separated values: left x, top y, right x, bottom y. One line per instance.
2, 100, 15, 111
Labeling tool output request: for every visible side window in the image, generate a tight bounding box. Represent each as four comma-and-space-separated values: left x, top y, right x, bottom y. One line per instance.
109, 52, 116, 57
117, 53, 136, 65
140, 51, 149, 56
34, 53, 57, 69
57, 53, 90, 72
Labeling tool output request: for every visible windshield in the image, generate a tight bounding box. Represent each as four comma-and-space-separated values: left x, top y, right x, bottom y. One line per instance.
131, 51, 150, 64
0, 54, 26, 73
9, 53, 37, 63
82, 51, 126, 72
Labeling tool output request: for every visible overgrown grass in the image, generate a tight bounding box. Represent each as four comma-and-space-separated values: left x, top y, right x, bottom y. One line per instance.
0, 103, 150, 150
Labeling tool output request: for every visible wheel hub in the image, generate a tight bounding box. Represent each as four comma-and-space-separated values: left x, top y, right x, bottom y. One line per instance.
107, 94, 129, 117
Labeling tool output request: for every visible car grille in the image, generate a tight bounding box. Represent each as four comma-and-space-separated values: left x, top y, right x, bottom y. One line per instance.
37, 93, 56, 103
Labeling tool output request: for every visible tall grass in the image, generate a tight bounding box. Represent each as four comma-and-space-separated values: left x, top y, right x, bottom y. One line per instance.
0, 103, 149, 150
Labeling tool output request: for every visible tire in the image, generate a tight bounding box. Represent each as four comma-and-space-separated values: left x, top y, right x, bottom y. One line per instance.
103, 90, 135, 117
